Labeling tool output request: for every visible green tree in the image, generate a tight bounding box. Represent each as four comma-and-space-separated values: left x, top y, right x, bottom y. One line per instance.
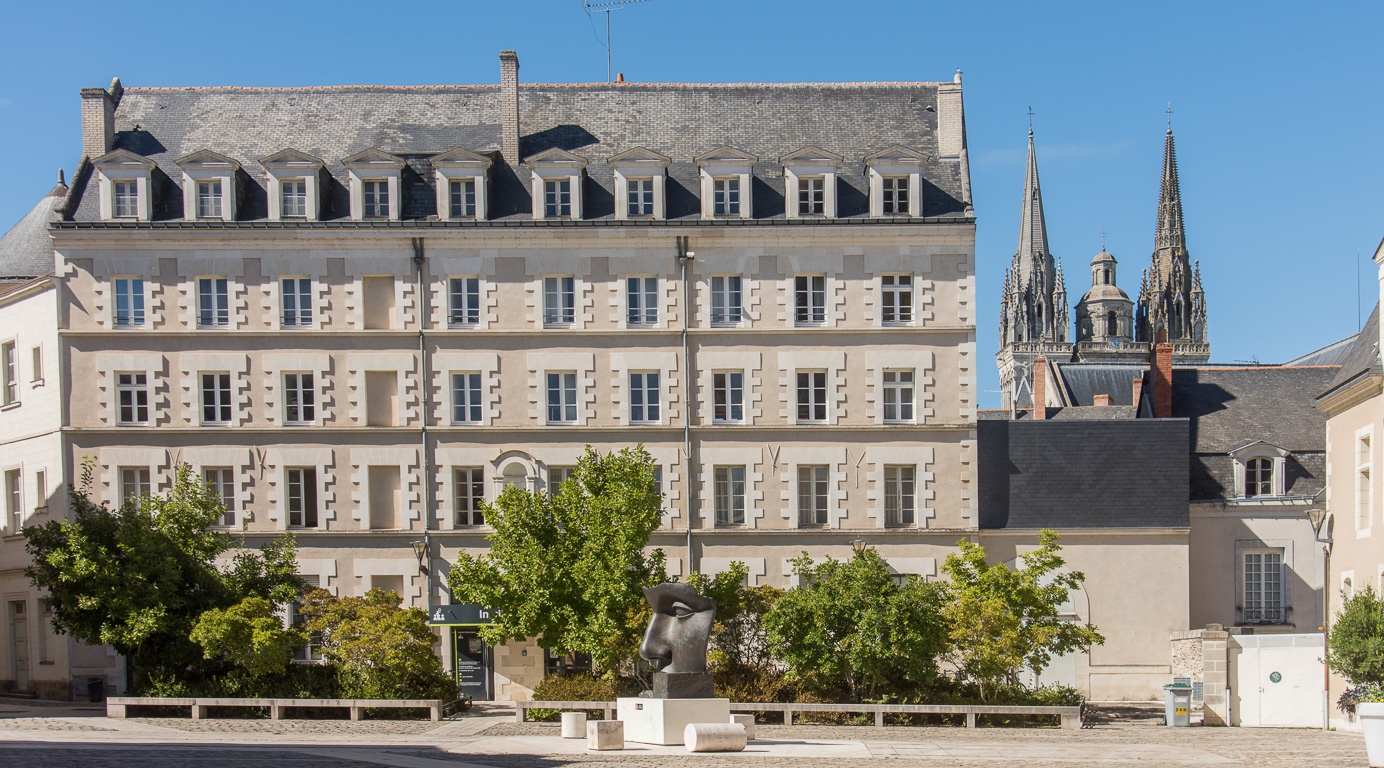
1328, 586, 1384, 686
299, 588, 456, 700
190, 597, 304, 677
688, 562, 782, 676
24, 460, 302, 676
763, 548, 948, 701
940, 530, 1104, 699
448, 446, 667, 676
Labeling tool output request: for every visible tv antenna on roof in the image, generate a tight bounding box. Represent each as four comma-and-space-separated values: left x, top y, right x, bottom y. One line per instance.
583, 0, 649, 83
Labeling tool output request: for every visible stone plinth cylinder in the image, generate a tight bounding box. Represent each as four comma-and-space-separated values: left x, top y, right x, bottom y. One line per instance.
730, 713, 756, 740
561, 711, 587, 738
587, 720, 624, 750
685, 722, 747, 753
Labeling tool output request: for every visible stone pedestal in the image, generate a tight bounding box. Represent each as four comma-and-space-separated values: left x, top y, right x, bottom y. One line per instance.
587, 720, 624, 750
616, 697, 730, 746
560, 712, 587, 738
653, 671, 715, 699
730, 713, 756, 740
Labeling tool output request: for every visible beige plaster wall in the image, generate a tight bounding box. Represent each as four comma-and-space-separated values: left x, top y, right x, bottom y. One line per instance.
1188, 508, 1323, 632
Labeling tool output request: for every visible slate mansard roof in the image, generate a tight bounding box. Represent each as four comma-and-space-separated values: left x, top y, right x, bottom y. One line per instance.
64, 78, 972, 224
0, 180, 66, 279
978, 419, 1190, 529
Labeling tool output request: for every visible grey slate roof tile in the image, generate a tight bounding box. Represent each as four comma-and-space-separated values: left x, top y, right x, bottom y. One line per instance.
0, 182, 65, 279
1171, 366, 1338, 454
1320, 304, 1381, 400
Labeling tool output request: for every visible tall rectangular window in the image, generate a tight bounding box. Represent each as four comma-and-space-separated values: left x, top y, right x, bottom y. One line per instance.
798, 465, 829, 526
450, 179, 476, 218
114, 278, 145, 326
31, 346, 42, 382
627, 277, 658, 325
201, 373, 232, 424
628, 178, 654, 216
714, 466, 746, 527
449, 277, 480, 326
798, 177, 825, 215
454, 467, 485, 526
452, 372, 483, 424
882, 274, 913, 323
120, 467, 150, 505
117, 372, 149, 424
630, 372, 660, 423
284, 373, 315, 424
882, 176, 909, 215
1360, 432, 1372, 530
198, 277, 230, 327
1243, 549, 1284, 623
363, 180, 389, 217
204, 467, 236, 527
885, 465, 916, 527
4, 469, 19, 533
713, 372, 744, 422
281, 179, 307, 217
547, 372, 577, 423
549, 466, 576, 496
883, 370, 915, 422
543, 276, 575, 325
113, 180, 139, 217
794, 275, 826, 324
291, 575, 324, 662
1, 342, 15, 406
197, 179, 223, 218
287, 468, 318, 528
544, 179, 571, 217
797, 371, 827, 422
711, 275, 743, 324
33, 470, 45, 511
281, 278, 313, 326
713, 177, 740, 215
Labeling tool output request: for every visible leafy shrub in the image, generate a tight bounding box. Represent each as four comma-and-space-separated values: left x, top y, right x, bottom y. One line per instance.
527, 674, 629, 721
1329, 587, 1384, 687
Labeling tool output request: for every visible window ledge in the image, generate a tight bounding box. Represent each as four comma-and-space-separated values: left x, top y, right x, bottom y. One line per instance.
0, 401, 19, 411
2, 533, 25, 542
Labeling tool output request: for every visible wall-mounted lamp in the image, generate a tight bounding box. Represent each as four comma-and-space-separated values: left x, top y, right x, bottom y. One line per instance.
411, 540, 428, 574
851, 538, 866, 553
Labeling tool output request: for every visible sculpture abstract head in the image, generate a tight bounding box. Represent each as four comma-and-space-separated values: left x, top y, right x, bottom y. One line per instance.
638, 582, 717, 674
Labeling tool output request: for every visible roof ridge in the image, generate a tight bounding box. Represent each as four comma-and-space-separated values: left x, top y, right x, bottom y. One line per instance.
122, 81, 944, 93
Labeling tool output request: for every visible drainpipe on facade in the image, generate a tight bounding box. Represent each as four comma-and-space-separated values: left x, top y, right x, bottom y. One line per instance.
677, 236, 694, 575
412, 238, 434, 606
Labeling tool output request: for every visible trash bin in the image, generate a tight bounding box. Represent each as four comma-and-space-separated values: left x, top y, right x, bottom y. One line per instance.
87, 678, 104, 704
1163, 683, 1191, 726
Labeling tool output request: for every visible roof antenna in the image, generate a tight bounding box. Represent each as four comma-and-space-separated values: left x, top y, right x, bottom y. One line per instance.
582, 0, 650, 83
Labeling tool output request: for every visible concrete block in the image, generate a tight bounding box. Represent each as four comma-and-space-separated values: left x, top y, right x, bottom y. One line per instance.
730, 713, 755, 739
587, 719, 624, 750
685, 722, 747, 752
617, 697, 731, 745
561, 711, 587, 738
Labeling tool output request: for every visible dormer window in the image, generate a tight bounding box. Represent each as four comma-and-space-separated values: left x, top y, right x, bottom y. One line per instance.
176, 150, 240, 221
93, 149, 157, 222
780, 146, 843, 219
527, 148, 587, 221
343, 148, 406, 221
609, 148, 670, 220
429, 147, 491, 221
865, 145, 928, 218
1230, 441, 1291, 499
696, 146, 757, 220
261, 149, 326, 221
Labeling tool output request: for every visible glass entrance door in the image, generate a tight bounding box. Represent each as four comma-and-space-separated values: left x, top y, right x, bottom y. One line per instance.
454, 629, 492, 701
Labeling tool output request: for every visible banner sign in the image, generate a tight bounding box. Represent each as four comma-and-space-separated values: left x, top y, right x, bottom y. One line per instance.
428, 604, 499, 626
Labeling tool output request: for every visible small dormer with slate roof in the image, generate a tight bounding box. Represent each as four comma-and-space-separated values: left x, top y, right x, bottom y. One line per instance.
527, 148, 587, 220
1229, 440, 1291, 499
781, 146, 843, 219
261, 149, 326, 221
865, 145, 927, 218
429, 147, 492, 222
696, 146, 757, 220
343, 149, 406, 221
93, 149, 157, 221
175, 150, 241, 222
608, 147, 670, 221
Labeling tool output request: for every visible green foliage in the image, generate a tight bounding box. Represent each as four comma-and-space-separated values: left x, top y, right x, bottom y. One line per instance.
299, 588, 457, 701
688, 561, 782, 676
448, 446, 667, 675
940, 530, 1105, 699
190, 597, 304, 677
762, 547, 949, 701
24, 461, 300, 674
1329, 586, 1384, 686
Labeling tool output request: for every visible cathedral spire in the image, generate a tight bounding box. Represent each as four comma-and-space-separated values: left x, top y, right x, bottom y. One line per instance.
1017, 128, 1051, 268
1154, 128, 1187, 258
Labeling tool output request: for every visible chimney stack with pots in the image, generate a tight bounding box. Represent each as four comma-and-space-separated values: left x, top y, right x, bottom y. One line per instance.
500, 51, 521, 164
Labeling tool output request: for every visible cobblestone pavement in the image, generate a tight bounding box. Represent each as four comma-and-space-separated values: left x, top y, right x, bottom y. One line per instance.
123, 717, 444, 735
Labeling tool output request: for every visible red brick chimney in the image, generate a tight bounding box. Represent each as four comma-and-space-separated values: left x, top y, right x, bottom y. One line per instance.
1132, 377, 1145, 411
1151, 342, 1173, 418
1093, 394, 1111, 407
1033, 358, 1047, 420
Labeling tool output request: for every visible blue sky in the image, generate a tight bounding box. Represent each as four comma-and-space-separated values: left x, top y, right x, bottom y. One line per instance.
1, 1, 1380, 408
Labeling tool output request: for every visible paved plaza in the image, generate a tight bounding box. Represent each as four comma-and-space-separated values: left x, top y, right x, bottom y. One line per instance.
0, 700, 1369, 767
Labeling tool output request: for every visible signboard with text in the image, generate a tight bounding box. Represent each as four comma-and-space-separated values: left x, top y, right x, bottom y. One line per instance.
428, 604, 498, 626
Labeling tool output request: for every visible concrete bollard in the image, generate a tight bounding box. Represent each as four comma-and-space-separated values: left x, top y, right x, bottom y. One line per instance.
730, 713, 756, 740
587, 719, 624, 750
561, 711, 588, 738
684, 722, 747, 753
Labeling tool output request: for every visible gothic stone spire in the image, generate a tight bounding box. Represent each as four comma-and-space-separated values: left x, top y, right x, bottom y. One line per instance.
1016, 128, 1051, 282
1152, 128, 1188, 281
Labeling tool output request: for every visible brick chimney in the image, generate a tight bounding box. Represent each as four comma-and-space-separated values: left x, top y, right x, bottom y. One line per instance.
1093, 394, 1111, 407
500, 51, 520, 164
1032, 358, 1047, 420
1132, 377, 1145, 411
81, 86, 115, 159
1151, 342, 1173, 418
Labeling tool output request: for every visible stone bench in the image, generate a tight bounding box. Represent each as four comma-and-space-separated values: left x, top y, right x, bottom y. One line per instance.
106, 697, 448, 722
513, 700, 1081, 729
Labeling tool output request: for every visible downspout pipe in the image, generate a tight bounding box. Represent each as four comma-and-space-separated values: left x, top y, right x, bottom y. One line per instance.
677, 236, 694, 576
412, 237, 434, 605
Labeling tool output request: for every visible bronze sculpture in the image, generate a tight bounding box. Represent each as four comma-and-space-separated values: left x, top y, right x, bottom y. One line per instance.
638, 582, 717, 698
